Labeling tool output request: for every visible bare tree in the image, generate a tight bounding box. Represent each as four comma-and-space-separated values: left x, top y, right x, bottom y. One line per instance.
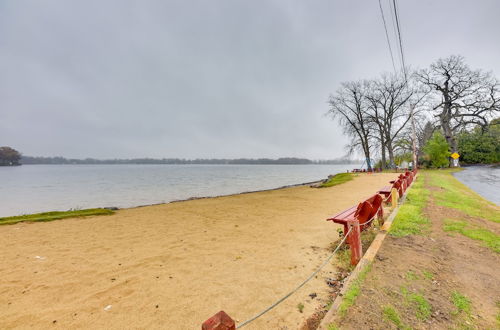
416, 55, 500, 165
328, 81, 374, 170
365, 73, 425, 168
393, 117, 433, 159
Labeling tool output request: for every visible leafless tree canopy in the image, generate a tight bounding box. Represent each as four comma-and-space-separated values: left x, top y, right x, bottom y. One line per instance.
416, 55, 500, 156
328, 55, 499, 169
328, 81, 374, 169
364, 73, 426, 167
328, 73, 423, 169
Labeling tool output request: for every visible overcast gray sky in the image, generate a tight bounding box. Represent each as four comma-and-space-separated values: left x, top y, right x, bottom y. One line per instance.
1, 0, 499, 159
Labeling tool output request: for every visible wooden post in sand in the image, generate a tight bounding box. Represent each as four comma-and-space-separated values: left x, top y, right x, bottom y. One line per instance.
202, 311, 235, 330
391, 188, 398, 210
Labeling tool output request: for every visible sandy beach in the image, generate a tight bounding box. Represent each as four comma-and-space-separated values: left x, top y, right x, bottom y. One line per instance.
0, 172, 398, 329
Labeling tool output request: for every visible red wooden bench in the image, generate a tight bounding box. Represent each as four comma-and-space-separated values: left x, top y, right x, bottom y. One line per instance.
389, 174, 405, 184
327, 194, 384, 236
378, 179, 403, 201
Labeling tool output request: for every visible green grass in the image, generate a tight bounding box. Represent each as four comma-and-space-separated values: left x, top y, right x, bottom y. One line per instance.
451, 291, 471, 316
327, 323, 339, 330
383, 305, 410, 329
336, 248, 355, 272
405, 270, 419, 281
443, 219, 500, 253
390, 176, 430, 237
422, 270, 434, 280
401, 286, 432, 321
427, 170, 500, 223
319, 173, 355, 188
410, 293, 432, 321
335, 228, 377, 272
496, 300, 500, 328
297, 302, 304, 313
338, 263, 372, 316
0, 208, 115, 225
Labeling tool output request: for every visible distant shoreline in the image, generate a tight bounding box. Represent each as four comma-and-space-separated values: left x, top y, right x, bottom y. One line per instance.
16, 163, 361, 166
20, 156, 362, 166
0, 163, 357, 218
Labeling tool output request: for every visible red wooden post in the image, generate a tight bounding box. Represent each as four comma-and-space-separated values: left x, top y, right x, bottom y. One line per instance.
347, 220, 362, 266
202, 311, 236, 330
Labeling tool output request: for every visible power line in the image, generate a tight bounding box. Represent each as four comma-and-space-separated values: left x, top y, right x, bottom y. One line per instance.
392, 0, 407, 79
388, 0, 402, 71
378, 0, 397, 74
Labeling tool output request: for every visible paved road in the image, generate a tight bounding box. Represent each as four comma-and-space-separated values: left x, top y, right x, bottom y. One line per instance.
453, 166, 500, 205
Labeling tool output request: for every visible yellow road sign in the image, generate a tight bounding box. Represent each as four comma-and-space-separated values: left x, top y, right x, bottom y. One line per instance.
451, 152, 460, 159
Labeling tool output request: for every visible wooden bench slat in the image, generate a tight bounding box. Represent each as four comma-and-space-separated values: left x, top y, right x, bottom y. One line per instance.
327, 205, 357, 221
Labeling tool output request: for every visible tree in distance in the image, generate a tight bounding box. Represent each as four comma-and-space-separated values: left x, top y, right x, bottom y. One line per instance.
416, 55, 500, 166
423, 131, 450, 168
0, 146, 21, 166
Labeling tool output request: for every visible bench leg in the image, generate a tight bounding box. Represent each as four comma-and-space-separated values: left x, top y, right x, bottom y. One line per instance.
347, 220, 362, 266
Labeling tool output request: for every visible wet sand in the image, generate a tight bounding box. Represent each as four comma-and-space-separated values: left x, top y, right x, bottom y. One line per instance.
0, 172, 398, 329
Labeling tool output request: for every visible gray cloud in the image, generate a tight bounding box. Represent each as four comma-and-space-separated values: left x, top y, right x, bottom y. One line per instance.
1, 0, 499, 159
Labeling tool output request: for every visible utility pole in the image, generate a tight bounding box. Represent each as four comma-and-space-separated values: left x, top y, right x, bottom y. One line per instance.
410, 104, 417, 170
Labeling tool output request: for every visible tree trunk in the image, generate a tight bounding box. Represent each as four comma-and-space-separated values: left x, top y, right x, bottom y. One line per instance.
387, 140, 395, 169
440, 103, 458, 167
380, 146, 387, 169
362, 140, 372, 171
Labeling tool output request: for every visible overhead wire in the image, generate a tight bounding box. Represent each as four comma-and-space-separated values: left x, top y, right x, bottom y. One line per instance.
392, 0, 407, 80
378, 0, 398, 75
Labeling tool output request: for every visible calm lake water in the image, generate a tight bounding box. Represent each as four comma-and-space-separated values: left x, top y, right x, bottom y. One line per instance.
453, 166, 500, 205
0, 164, 357, 217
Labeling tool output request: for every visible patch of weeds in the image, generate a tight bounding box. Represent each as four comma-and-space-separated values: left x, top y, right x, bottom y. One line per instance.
496, 300, 500, 327
443, 219, 500, 253
401, 286, 432, 321
335, 247, 354, 272
410, 293, 432, 320
297, 302, 304, 313
383, 305, 410, 329
0, 208, 115, 225
338, 263, 372, 316
427, 170, 499, 223
334, 228, 377, 272
390, 176, 430, 237
319, 173, 355, 188
327, 323, 339, 330
422, 270, 434, 280
405, 270, 420, 281
451, 291, 471, 316
361, 227, 377, 248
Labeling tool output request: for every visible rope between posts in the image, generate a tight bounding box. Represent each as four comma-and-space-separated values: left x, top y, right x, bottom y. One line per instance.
361, 209, 381, 227
236, 226, 353, 329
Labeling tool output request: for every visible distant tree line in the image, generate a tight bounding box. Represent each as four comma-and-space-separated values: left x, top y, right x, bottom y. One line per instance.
19, 156, 361, 165
0, 146, 21, 166
328, 55, 500, 168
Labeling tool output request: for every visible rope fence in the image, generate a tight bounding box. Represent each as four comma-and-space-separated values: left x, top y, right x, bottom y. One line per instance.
202, 169, 418, 330
236, 226, 353, 328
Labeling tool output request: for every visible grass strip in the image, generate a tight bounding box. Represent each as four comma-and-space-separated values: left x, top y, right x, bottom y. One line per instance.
383, 305, 411, 329
0, 208, 115, 225
427, 170, 499, 223
451, 291, 471, 316
443, 219, 500, 253
319, 173, 355, 188
401, 286, 432, 321
390, 176, 430, 237
338, 263, 372, 316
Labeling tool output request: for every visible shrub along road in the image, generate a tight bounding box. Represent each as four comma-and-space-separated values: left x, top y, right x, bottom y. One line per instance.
329, 170, 499, 329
